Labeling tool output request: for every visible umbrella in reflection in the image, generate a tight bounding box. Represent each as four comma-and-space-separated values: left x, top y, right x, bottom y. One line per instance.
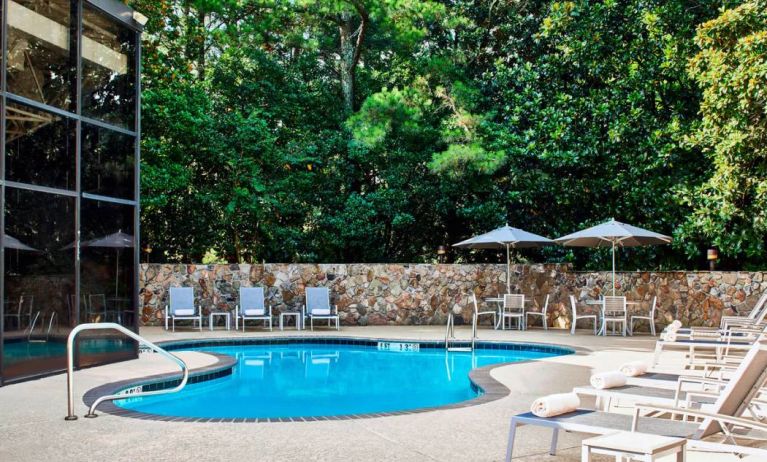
4, 234, 39, 275
4, 234, 38, 251
79, 231, 134, 298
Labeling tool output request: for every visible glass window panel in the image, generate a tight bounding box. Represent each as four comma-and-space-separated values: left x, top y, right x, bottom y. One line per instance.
3, 188, 75, 380
4, 102, 76, 190
81, 6, 136, 129
80, 199, 135, 325
6, 0, 76, 110
82, 124, 135, 200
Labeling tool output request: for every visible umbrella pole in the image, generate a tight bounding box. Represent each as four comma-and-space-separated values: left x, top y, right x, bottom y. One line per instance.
612, 240, 616, 296
506, 243, 511, 294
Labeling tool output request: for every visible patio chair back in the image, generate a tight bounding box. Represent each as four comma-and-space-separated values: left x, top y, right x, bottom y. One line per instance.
306, 287, 331, 315
503, 294, 525, 313
697, 338, 767, 438
240, 287, 266, 315
744, 292, 767, 319
603, 296, 626, 315
541, 294, 550, 314
169, 287, 195, 315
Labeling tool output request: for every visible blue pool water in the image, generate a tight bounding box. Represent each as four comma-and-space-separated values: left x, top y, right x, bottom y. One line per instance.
116, 343, 568, 419
3, 338, 133, 364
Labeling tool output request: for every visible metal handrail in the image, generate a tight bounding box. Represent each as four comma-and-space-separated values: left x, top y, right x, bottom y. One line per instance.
444, 309, 478, 351
66, 322, 189, 420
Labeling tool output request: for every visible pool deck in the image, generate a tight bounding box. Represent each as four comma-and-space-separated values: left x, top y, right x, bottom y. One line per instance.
0, 326, 756, 461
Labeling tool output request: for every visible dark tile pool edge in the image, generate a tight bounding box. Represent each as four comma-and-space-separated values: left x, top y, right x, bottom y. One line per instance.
82, 353, 237, 420
84, 336, 582, 423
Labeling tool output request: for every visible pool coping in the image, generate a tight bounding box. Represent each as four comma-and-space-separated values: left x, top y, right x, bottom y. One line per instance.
82, 336, 586, 423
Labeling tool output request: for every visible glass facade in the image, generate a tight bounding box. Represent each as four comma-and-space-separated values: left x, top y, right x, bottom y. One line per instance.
0, 0, 142, 384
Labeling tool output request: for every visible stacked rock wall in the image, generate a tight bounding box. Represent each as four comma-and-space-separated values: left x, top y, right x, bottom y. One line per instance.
139, 263, 767, 329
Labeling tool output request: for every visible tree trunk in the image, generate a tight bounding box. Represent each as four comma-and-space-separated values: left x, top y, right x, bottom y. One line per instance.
339, 12, 355, 114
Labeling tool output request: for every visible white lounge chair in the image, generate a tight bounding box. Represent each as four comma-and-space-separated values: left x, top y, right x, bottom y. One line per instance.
501, 294, 525, 330
164, 287, 202, 332
505, 338, 767, 461
303, 287, 339, 331
525, 295, 549, 330
236, 287, 272, 331
570, 295, 597, 335
629, 296, 657, 336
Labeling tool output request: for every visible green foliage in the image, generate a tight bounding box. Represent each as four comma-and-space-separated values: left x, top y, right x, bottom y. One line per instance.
135, 0, 767, 270
677, 0, 767, 264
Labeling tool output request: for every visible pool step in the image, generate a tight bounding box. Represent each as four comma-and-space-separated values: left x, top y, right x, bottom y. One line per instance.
447, 347, 472, 352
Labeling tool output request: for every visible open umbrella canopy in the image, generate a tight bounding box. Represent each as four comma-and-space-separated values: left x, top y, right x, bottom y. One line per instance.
554, 219, 671, 247
80, 231, 134, 248
555, 219, 671, 294
453, 225, 554, 249
454, 225, 554, 293
3, 234, 38, 251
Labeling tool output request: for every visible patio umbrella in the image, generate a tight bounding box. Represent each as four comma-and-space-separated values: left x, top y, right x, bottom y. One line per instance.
554, 219, 671, 295
79, 231, 135, 298
453, 225, 554, 294
3, 234, 38, 251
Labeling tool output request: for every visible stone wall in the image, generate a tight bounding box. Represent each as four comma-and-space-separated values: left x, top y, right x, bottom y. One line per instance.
139, 263, 767, 329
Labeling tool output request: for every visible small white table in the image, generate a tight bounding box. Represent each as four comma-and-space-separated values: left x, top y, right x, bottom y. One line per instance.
581, 432, 686, 461
280, 311, 301, 331
209, 311, 231, 331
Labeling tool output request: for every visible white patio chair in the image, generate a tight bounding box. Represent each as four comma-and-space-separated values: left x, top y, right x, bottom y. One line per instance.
570, 295, 597, 335
236, 287, 272, 331
88, 294, 108, 323
164, 287, 202, 332
4, 295, 34, 330
472, 293, 497, 328
501, 294, 525, 330
629, 296, 657, 336
525, 295, 550, 330
303, 287, 339, 331
602, 295, 627, 336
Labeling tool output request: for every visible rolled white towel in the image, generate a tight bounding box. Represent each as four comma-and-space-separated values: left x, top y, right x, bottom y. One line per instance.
590, 371, 627, 389
530, 393, 580, 418
619, 361, 649, 377
663, 331, 678, 342
668, 320, 682, 331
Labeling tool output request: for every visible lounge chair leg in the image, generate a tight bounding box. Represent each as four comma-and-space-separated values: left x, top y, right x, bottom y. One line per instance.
549, 428, 559, 456
504, 419, 518, 462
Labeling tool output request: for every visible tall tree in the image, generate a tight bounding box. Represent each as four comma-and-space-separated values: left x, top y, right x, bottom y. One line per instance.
678, 0, 767, 264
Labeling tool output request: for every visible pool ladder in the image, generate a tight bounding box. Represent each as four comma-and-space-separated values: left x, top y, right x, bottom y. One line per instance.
26, 311, 57, 342
444, 311, 477, 352
65, 322, 189, 421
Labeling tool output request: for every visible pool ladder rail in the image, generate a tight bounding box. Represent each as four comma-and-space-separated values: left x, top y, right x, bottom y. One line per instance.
26, 311, 57, 342
65, 322, 189, 421
444, 310, 477, 352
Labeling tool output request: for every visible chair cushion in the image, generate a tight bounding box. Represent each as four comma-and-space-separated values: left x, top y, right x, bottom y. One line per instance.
311, 308, 332, 316
243, 308, 265, 316
174, 309, 195, 316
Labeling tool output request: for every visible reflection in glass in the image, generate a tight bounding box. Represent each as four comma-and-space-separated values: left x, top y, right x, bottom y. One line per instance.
82, 5, 136, 128
5, 102, 76, 190
82, 124, 135, 199
80, 199, 135, 328
3, 187, 75, 380
6, 0, 76, 110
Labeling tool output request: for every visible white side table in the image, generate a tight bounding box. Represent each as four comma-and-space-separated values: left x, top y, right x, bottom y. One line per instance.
582, 432, 686, 462
209, 311, 231, 331
280, 312, 301, 331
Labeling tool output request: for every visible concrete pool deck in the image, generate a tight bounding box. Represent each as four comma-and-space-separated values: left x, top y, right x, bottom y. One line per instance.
0, 326, 758, 461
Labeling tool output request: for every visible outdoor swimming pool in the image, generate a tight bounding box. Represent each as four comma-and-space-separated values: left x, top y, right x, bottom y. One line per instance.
115, 341, 571, 419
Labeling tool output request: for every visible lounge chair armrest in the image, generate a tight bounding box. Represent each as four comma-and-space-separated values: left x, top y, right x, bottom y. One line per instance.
632, 403, 767, 433
267, 305, 272, 316
235, 305, 239, 318
677, 375, 727, 386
